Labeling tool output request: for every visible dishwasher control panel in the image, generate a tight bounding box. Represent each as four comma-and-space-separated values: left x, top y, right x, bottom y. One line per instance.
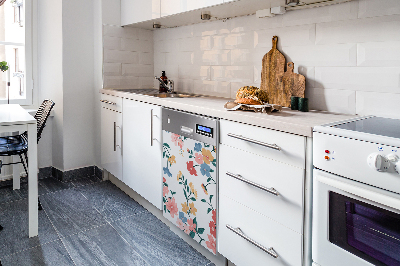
196, 124, 213, 138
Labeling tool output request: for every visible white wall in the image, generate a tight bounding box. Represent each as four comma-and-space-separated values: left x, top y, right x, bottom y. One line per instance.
153, 0, 400, 119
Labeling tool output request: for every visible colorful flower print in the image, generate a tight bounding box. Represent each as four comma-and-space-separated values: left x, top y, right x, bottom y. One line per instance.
200, 163, 211, 177
163, 186, 169, 197
179, 211, 187, 223
194, 143, 202, 152
189, 202, 197, 216
176, 217, 185, 230
187, 218, 197, 232
202, 148, 214, 165
181, 202, 189, 213
163, 167, 172, 177
166, 197, 178, 218
194, 153, 203, 164
168, 155, 176, 165
186, 161, 198, 176
212, 209, 216, 223
177, 171, 182, 181
177, 139, 184, 149
206, 234, 216, 254
201, 184, 208, 195
183, 223, 190, 234
189, 182, 198, 199
171, 133, 179, 145
209, 220, 216, 238
163, 177, 166, 183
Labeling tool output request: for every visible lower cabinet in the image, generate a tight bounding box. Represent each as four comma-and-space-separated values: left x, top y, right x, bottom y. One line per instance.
122, 99, 163, 210
101, 99, 123, 181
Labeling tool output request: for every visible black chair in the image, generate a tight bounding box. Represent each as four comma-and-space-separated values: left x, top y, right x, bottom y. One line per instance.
0, 99, 55, 212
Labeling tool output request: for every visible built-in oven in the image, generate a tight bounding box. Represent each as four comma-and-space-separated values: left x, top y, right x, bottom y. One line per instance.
312, 116, 400, 266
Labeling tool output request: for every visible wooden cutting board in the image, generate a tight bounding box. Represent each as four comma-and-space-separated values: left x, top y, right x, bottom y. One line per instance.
260, 36, 286, 105
282, 62, 306, 102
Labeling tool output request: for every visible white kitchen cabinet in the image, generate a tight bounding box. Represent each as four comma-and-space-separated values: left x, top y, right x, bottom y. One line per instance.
123, 99, 163, 210
161, 0, 223, 17
101, 94, 123, 181
121, 0, 161, 26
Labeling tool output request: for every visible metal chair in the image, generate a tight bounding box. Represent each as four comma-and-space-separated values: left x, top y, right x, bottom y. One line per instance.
0, 99, 55, 212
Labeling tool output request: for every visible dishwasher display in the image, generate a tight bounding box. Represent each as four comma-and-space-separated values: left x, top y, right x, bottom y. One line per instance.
162, 108, 219, 255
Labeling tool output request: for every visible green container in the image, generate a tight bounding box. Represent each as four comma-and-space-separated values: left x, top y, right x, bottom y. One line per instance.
291, 96, 299, 110
299, 97, 309, 112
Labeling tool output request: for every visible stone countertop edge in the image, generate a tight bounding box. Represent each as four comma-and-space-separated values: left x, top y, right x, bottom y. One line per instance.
100, 89, 358, 138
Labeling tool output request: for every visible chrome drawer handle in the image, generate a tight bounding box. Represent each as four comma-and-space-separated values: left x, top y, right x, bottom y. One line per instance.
226, 225, 278, 259
100, 99, 117, 105
226, 172, 279, 196
227, 133, 281, 151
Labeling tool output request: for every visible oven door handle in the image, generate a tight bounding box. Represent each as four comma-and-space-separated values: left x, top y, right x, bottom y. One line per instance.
317, 174, 400, 211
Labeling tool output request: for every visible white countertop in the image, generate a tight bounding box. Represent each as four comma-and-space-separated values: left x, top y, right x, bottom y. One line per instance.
100, 89, 358, 137
0, 104, 36, 126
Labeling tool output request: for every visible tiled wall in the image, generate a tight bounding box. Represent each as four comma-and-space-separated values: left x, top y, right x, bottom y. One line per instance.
153, 0, 400, 118
103, 25, 154, 89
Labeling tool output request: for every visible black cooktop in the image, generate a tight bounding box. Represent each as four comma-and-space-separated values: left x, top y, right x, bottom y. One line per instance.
332, 116, 400, 139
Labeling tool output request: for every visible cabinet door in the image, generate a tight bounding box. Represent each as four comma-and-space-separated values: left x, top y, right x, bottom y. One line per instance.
121, 0, 161, 26
123, 100, 162, 210
101, 107, 123, 180
161, 0, 223, 17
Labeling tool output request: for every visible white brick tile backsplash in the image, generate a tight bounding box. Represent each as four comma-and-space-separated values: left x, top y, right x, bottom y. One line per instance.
140, 52, 154, 65
211, 66, 253, 83
306, 87, 356, 114
282, 1, 358, 27
315, 67, 400, 94
316, 15, 400, 45
122, 64, 153, 77
356, 91, 400, 118
178, 65, 210, 80
357, 42, 400, 67
194, 50, 231, 66
103, 25, 138, 39
120, 76, 140, 88
139, 77, 155, 88
103, 63, 122, 76
104, 49, 139, 64
103, 36, 121, 50
228, 14, 283, 33
121, 39, 153, 53
193, 80, 231, 98
176, 79, 194, 93
358, 0, 400, 19
103, 76, 121, 88
282, 44, 357, 67
212, 32, 254, 50
154, 52, 166, 66
166, 52, 193, 65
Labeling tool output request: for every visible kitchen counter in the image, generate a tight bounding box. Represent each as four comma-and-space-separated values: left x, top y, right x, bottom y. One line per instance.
100, 88, 357, 137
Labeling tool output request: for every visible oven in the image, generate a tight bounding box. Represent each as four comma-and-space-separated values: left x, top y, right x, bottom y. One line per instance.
312, 116, 400, 266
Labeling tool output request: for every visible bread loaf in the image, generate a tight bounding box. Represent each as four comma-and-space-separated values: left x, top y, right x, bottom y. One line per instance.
234, 86, 268, 105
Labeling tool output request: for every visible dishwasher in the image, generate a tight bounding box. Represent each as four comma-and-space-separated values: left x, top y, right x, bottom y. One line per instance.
162, 108, 219, 255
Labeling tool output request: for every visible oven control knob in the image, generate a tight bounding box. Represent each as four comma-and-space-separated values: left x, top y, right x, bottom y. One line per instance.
367, 153, 390, 172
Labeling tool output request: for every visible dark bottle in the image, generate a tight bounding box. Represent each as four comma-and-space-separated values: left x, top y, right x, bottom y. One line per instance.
159, 71, 168, 93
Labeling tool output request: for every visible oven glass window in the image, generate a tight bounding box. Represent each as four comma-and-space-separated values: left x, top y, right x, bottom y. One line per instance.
329, 191, 400, 266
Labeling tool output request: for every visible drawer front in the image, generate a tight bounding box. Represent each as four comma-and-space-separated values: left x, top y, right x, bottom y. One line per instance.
219, 145, 304, 233
219, 120, 305, 168
218, 195, 302, 266
100, 93, 123, 112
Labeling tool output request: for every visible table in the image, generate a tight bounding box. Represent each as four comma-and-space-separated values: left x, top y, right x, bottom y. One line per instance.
0, 104, 38, 237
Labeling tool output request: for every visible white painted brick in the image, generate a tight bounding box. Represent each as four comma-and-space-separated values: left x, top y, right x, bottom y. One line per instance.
139, 52, 154, 65
103, 63, 121, 76
306, 87, 356, 114
228, 14, 283, 33
194, 50, 231, 66
122, 64, 153, 77
103, 36, 121, 50
282, 1, 358, 27
315, 67, 400, 94
176, 79, 194, 93
178, 38, 194, 52
120, 76, 140, 89
255, 24, 316, 49
193, 20, 230, 37
316, 15, 400, 45
139, 77, 155, 88
136, 29, 153, 41
104, 50, 139, 64
103, 76, 121, 88
166, 52, 193, 65
358, 0, 400, 19
212, 32, 254, 50
356, 91, 400, 119
103, 25, 138, 39
211, 66, 253, 83
357, 42, 400, 67
178, 65, 210, 80
121, 39, 153, 53
193, 80, 231, 98
154, 52, 166, 66
231, 49, 257, 66
283, 44, 357, 67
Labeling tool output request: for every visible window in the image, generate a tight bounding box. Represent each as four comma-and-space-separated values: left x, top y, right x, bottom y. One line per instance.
0, 0, 32, 105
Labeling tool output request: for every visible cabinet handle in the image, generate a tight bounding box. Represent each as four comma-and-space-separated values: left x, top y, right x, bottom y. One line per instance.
114, 122, 117, 151
226, 225, 278, 259
100, 99, 117, 105
227, 133, 281, 151
226, 172, 279, 196
151, 109, 153, 146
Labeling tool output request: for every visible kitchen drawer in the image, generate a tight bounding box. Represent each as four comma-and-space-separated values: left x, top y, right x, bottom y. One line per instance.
100, 93, 122, 112
220, 120, 306, 168
218, 195, 302, 266
220, 144, 304, 233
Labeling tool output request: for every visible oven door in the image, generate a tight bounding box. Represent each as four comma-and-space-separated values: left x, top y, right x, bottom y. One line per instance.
312, 169, 400, 266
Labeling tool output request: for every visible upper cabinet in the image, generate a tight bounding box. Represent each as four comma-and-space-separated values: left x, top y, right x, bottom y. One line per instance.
161, 0, 223, 17
121, 0, 161, 26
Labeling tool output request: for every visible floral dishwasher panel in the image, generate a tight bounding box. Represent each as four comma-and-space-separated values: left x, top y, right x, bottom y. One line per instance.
162, 131, 217, 254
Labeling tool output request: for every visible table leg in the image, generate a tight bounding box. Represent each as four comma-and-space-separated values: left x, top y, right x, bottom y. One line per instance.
27, 123, 38, 238
12, 155, 20, 190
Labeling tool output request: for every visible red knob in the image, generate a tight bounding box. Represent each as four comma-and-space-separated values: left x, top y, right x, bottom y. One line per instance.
325, 150, 330, 154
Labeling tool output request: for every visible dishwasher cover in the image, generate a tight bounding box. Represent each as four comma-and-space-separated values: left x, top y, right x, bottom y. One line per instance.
162, 131, 217, 254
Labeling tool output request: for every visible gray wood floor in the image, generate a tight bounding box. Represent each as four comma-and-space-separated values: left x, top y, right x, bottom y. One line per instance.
0, 175, 214, 266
